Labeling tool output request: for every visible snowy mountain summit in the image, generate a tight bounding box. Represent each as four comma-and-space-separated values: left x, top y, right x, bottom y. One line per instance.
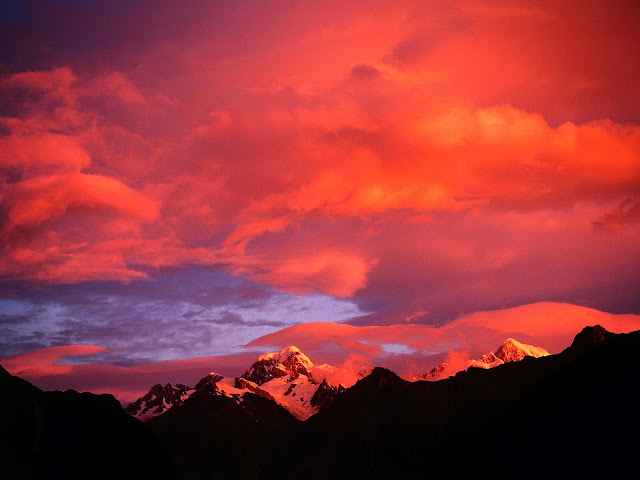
489, 338, 549, 364
124, 383, 193, 420
420, 338, 549, 381
242, 345, 314, 385
127, 346, 342, 422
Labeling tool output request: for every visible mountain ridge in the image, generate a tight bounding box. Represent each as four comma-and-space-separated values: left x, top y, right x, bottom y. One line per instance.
126, 335, 550, 422
417, 337, 549, 380
126, 344, 344, 421
0, 365, 174, 479
286, 325, 640, 478
3, 324, 638, 479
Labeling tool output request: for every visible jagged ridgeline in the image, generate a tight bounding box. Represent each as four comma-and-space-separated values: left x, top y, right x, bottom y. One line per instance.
126, 345, 349, 422
126, 337, 548, 422
2, 325, 639, 479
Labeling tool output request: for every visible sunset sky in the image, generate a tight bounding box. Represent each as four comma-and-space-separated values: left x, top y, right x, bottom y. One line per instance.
1, 0, 640, 402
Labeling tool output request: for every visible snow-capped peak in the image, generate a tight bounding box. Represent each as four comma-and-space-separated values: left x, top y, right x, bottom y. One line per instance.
258, 345, 302, 362
242, 345, 314, 385
494, 338, 549, 363
417, 338, 550, 382
127, 345, 341, 423
125, 382, 193, 421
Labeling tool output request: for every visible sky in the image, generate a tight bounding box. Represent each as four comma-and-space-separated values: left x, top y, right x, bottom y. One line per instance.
1, 0, 640, 403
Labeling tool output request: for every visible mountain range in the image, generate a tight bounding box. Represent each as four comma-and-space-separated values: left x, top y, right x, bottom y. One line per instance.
126, 337, 548, 423
127, 345, 352, 422
2, 325, 639, 479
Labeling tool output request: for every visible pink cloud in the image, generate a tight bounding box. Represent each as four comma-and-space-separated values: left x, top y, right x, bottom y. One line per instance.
246, 302, 640, 377
404, 311, 429, 323
0, 2, 638, 308
593, 200, 640, 232
2, 173, 158, 233
0, 133, 91, 171
6, 302, 638, 402
1, 67, 77, 100
2, 345, 107, 378
2, 347, 257, 404
312, 354, 371, 387
252, 251, 373, 298
85, 72, 147, 104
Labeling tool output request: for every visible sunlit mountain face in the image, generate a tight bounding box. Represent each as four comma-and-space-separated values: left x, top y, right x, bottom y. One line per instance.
1, 0, 640, 411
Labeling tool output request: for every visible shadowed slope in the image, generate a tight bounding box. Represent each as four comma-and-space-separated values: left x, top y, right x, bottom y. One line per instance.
147, 390, 299, 480
0, 365, 173, 479
278, 326, 640, 478
4, 325, 639, 479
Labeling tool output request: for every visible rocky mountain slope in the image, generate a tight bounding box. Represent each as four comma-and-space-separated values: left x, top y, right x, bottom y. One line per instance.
127, 345, 345, 421
126, 337, 552, 422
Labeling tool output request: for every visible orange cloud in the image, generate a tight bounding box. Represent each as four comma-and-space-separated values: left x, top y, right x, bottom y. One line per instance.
2, 173, 158, 234
404, 310, 429, 323
2, 348, 257, 404
4, 303, 640, 402
312, 353, 371, 387
0, 1, 638, 304
253, 251, 373, 298
246, 302, 640, 376
0, 132, 90, 171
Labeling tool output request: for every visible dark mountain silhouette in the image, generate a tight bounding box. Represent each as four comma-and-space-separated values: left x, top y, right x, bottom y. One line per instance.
0, 364, 174, 479
147, 390, 299, 480
281, 325, 640, 479
3, 325, 639, 479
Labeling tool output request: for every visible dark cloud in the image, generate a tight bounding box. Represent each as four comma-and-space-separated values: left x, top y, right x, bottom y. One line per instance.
209, 312, 244, 325
0, 341, 46, 358
1, 268, 281, 308
350, 64, 380, 81
0, 266, 362, 362
0, 314, 30, 324
386, 36, 441, 65
201, 312, 287, 328
593, 200, 640, 232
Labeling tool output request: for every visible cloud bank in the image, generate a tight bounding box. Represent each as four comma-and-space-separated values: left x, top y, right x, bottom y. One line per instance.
1, 1, 639, 374
5, 302, 639, 403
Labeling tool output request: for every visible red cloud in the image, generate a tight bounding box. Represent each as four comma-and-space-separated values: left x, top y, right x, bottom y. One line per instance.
1, 2, 639, 304
6, 303, 639, 402
85, 72, 147, 104
246, 302, 640, 377
1, 67, 77, 99
0, 133, 90, 171
2, 345, 107, 377
2, 61, 638, 302
253, 251, 373, 298
593, 200, 640, 232
2, 173, 158, 233
2, 346, 257, 404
